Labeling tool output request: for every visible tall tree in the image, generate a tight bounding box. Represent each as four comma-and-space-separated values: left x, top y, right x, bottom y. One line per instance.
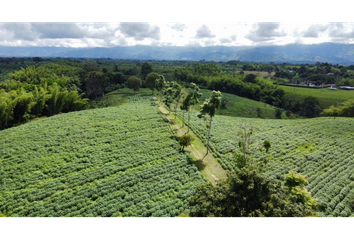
141, 62, 153, 79
84, 71, 108, 98
145, 72, 160, 95
155, 75, 166, 103
126, 76, 142, 94
183, 83, 202, 133
198, 90, 222, 155
179, 134, 194, 151
172, 82, 182, 120
163, 84, 174, 114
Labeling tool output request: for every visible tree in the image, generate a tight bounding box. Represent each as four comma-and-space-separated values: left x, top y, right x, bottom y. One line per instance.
172, 82, 182, 120
243, 74, 257, 83
189, 128, 320, 217
84, 71, 108, 98
301, 96, 321, 118
198, 90, 222, 155
189, 168, 320, 217
234, 124, 271, 170
145, 72, 160, 95
321, 99, 354, 118
155, 75, 167, 103
82, 59, 99, 73
163, 84, 174, 114
179, 134, 194, 151
183, 83, 202, 133
141, 62, 153, 79
126, 76, 142, 94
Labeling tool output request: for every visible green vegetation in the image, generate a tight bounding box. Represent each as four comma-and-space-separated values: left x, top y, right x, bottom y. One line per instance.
0, 99, 205, 217
2, 58, 354, 218
196, 89, 283, 119
321, 99, 354, 118
181, 111, 354, 217
277, 84, 354, 110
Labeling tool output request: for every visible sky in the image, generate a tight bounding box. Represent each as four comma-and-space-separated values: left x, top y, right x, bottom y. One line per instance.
1, 22, 354, 48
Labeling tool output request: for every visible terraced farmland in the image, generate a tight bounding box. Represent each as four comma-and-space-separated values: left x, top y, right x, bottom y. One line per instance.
0, 98, 205, 217
182, 111, 354, 217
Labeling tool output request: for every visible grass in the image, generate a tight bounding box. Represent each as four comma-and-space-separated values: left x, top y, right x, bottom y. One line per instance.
158, 104, 227, 186
97, 88, 286, 119
92, 88, 155, 108
196, 89, 288, 119
262, 78, 354, 109
235, 71, 275, 77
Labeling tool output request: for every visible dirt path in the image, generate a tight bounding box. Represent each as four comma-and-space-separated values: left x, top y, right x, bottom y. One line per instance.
157, 103, 227, 186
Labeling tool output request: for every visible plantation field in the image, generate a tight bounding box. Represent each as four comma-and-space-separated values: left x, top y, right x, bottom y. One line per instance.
182, 111, 354, 217
98, 88, 283, 119
195, 89, 284, 119
279, 85, 354, 109
92, 88, 155, 108
0, 98, 205, 217
235, 71, 275, 77
261, 78, 354, 109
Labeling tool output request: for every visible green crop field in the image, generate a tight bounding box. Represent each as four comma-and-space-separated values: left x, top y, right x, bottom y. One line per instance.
195, 89, 284, 119
182, 111, 354, 217
97, 88, 283, 119
0, 98, 205, 217
279, 85, 354, 109
262, 78, 354, 109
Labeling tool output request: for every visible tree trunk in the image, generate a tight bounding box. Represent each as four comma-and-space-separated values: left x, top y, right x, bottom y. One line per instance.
206, 117, 213, 155
152, 89, 154, 95
182, 110, 185, 127
187, 107, 191, 133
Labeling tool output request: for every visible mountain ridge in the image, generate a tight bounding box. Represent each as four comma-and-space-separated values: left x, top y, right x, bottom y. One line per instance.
0, 43, 354, 64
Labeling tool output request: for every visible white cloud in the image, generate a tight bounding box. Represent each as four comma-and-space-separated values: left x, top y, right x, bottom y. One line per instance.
195, 25, 216, 39
118, 22, 161, 41
0, 22, 354, 47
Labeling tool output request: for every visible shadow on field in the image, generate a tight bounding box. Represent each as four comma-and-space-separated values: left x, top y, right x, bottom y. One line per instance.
193, 159, 206, 171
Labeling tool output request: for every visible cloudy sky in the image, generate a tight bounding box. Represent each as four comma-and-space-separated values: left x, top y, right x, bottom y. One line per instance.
0, 22, 354, 48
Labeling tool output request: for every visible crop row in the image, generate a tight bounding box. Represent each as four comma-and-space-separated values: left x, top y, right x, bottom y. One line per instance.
179, 110, 354, 216
0, 100, 205, 216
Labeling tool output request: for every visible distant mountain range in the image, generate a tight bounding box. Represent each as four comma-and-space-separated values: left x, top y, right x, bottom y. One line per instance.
1, 43, 354, 64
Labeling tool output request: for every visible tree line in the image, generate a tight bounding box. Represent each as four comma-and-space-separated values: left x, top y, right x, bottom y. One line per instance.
174, 64, 286, 108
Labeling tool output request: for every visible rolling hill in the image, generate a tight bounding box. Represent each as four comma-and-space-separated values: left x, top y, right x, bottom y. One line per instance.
1, 43, 354, 64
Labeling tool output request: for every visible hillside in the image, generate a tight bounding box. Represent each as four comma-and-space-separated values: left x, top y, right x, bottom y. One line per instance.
0, 99, 205, 217
2, 43, 354, 64
182, 111, 354, 217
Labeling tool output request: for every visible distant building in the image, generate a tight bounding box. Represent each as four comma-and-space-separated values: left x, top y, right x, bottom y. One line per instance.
339, 86, 354, 90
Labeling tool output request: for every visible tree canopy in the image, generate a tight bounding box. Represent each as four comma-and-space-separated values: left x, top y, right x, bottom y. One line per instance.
126, 76, 142, 94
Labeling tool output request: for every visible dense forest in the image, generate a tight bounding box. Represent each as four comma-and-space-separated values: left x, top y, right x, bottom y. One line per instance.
1, 57, 354, 130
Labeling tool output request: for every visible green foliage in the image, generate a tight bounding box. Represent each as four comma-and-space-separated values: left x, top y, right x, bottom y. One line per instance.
174, 65, 285, 108
189, 168, 319, 217
145, 72, 161, 94
198, 90, 222, 119
126, 76, 142, 94
285, 170, 308, 188
0, 83, 88, 129
179, 134, 194, 151
301, 96, 321, 118
141, 62, 153, 79
178, 109, 354, 216
0, 100, 205, 217
321, 99, 354, 117
243, 74, 257, 83
84, 71, 108, 98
